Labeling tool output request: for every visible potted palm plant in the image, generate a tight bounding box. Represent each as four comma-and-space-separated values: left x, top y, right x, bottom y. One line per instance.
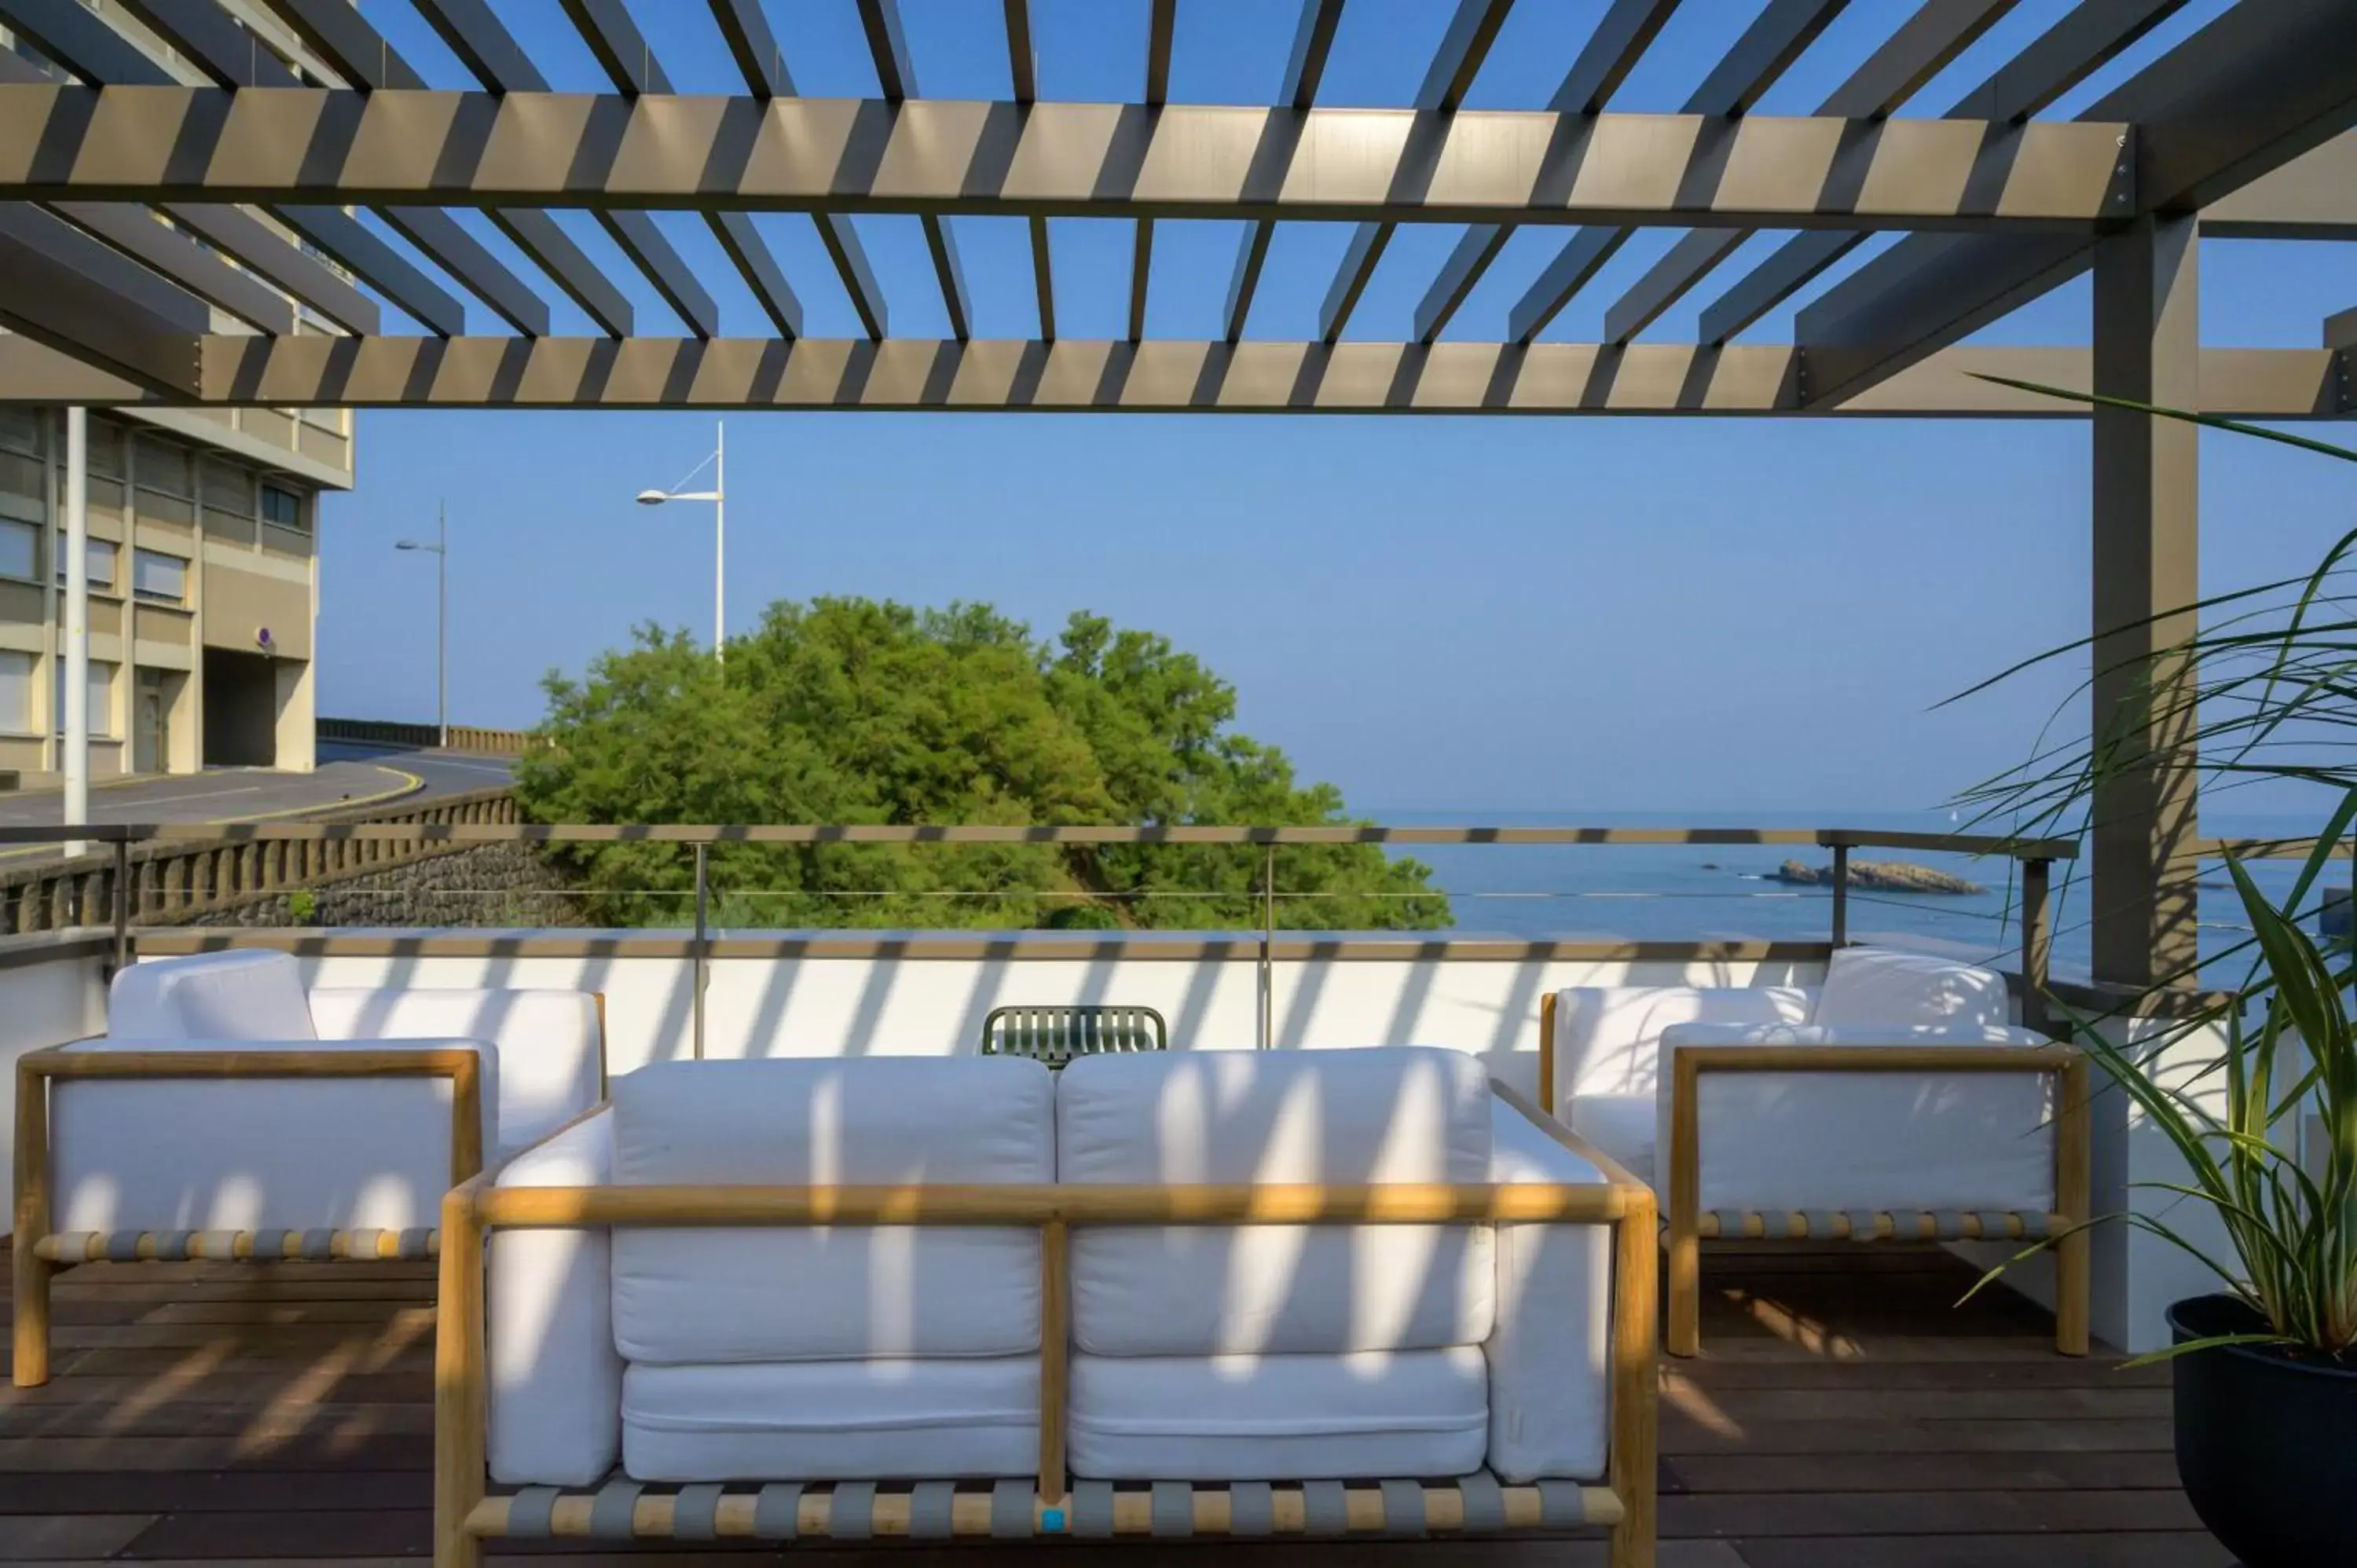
1955, 383, 2355, 1567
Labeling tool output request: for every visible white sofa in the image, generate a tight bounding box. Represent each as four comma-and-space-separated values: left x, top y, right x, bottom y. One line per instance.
455, 1046, 1654, 1562
9, 949, 607, 1390
1539, 947, 2088, 1356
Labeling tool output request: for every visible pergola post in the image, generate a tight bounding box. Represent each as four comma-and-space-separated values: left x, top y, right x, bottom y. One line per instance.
2088, 214, 2201, 990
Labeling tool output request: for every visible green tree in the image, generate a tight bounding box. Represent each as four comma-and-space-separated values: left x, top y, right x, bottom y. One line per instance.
514, 599, 1448, 930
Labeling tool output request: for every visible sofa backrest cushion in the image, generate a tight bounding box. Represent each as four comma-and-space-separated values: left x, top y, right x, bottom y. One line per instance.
1551, 986, 1813, 1108
109, 951, 317, 1042
1056, 1046, 1497, 1356
308, 988, 602, 1154
608, 1057, 1053, 1365
1811, 947, 2011, 1030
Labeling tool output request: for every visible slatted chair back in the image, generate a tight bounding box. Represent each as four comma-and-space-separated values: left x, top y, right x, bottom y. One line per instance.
981, 1004, 1168, 1068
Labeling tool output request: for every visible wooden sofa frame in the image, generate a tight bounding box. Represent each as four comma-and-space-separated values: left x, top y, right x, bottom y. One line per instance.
1538, 999, 2092, 1360
434, 1084, 1661, 1568
12, 1045, 486, 1390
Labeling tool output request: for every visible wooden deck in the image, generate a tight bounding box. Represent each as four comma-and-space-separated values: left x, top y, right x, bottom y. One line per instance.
0, 1240, 2220, 1566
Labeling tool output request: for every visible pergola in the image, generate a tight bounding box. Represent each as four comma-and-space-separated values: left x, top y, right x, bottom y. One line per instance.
0, 0, 2354, 992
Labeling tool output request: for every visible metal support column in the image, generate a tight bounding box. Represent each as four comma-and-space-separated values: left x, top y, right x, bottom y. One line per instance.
1829, 842, 1849, 947
110, 838, 128, 971
2090, 213, 2201, 989
2021, 856, 2053, 1036
692, 842, 709, 1059
1258, 842, 1275, 1050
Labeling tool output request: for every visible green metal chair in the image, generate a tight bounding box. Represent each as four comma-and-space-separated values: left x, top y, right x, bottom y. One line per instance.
980, 1005, 1168, 1068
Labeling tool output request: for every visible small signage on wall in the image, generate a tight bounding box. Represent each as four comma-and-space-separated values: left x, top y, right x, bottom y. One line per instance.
255, 626, 274, 656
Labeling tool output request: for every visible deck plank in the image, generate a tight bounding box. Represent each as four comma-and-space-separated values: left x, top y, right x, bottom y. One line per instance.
0, 1239, 2214, 1566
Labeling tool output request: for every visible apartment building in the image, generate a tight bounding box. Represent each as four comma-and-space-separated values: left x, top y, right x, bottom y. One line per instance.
0, 2, 359, 781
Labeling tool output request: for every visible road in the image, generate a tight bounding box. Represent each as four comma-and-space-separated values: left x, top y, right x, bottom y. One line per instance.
0, 743, 515, 857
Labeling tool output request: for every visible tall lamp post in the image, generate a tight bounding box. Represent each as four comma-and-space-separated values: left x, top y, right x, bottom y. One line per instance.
636, 421, 725, 662
394, 502, 447, 747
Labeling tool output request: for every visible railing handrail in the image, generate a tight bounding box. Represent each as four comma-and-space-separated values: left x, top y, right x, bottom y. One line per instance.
0, 821, 2079, 858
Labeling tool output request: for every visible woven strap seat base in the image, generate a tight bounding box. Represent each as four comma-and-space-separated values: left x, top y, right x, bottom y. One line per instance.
33, 1228, 439, 1264
471, 1474, 1620, 1542
1688, 1209, 2061, 1243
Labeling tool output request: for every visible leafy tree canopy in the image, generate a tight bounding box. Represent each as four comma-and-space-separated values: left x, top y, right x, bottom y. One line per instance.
515, 599, 1449, 931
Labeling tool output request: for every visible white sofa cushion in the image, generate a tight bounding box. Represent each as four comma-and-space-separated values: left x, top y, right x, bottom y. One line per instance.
1550, 986, 1813, 1182
1811, 947, 2013, 1029
1656, 1021, 2058, 1213
1069, 1346, 1490, 1480
51, 1035, 495, 1233
622, 1358, 1039, 1482
109, 951, 317, 1041
489, 1108, 621, 1488
1486, 1098, 1611, 1482
309, 987, 602, 1154
609, 1057, 1052, 1364
1058, 1047, 1494, 1356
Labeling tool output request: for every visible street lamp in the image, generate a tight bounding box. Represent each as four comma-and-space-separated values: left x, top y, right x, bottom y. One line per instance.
394, 500, 447, 748
636, 420, 725, 661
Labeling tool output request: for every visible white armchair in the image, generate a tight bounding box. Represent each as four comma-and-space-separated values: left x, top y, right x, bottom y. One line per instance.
9, 949, 606, 1390
1541, 947, 2089, 1357
447, 1047, 1658, 1566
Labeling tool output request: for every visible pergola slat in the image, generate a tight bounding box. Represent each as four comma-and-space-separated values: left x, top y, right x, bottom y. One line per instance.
1316, 0, 1515, 343
856, 0, 971, 341
708, 211, 801, 339
163, 202, 379, 334
1600, 0, 2014, 346
15, 335, 2338, 420
379, 207, 550, 338
1507, 0, 1845, 343
273, 206, 467, 338
412, 0, 541, 95
1797, 0, 2357, 406
1225, 0, 1345, 342
559, 0, 671, 97
1004, 0, 1038, 105
489, 209, 634, 339
1699, 0, 2188, 345
46, 201, 293, 335
0, 0, 178, 85
114, 0, 298, 88
709, 0, 792, 100
1417, 0, 1678, 343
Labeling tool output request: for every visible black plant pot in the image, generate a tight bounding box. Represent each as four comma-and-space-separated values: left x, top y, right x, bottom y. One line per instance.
2168, 1295, 2357, 1567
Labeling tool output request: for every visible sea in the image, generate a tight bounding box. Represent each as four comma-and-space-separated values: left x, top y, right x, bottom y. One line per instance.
1373, 808, 2333, 987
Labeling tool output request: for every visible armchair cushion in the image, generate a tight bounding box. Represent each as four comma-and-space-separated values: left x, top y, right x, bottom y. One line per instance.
309, 987, 601, 1154
608, 1057, 1052, 1364
489, 1108, 620, 1487
623, 1358, 1039, 1482
1057, 1047, 1494, 1356
108, 951, 317, 1041
1067, 1346, 1489, 1481
1656, 1021, 2058, 1214
1486, 1097, 1611, 1483
1811, 947, 2013, 1029
50, 1035, 495, 1233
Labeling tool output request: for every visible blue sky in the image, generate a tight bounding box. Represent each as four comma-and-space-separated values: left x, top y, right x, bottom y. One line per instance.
317, 0, 2355, 814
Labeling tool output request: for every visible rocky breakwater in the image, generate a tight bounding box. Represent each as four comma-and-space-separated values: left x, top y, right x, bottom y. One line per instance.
1770, 859, 1985, 895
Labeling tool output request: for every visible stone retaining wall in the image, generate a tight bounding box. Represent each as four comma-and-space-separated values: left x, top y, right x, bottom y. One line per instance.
190, 841, 587, 929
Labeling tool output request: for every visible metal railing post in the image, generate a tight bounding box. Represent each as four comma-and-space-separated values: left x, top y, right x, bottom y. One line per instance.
2021, 857, 2054, 1036
1259, 841, 1275, 1050
110, 838, 129, 972
1829, 842, 1849, 947
692, 843, 709, 1061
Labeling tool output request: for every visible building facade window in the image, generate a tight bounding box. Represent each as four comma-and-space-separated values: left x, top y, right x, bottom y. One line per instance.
0, 518, 37, 581
0, 651, 32, 735
56, 539, 117, 591
133, 549, 188, 604
261, 483, 307, 531
54, 658, 115, 739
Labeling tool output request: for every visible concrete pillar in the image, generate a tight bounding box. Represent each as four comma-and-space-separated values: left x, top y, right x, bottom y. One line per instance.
2089, 214, 2201, 988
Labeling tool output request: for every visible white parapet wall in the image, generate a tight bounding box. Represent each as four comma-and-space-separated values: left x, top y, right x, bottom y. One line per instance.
0, 933, 113, 1236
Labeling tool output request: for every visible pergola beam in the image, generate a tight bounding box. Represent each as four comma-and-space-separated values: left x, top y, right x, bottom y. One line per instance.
1508, 0, 1844, 344
1226, 0, 1346, 341
0, 203, 204, 395
22, 335, 2339, 419
1418, 0, 1677, 343
1601, 0, 2014, 346
1796, 0, 2357, 407
2327, 307, 2357, 354
0, 91, 2139, 230
2202, 130, 2357, 239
